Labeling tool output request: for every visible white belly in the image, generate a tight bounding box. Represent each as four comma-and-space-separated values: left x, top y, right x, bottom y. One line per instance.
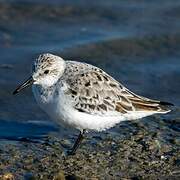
32, 85, 156, 132
32, 85, 126, 131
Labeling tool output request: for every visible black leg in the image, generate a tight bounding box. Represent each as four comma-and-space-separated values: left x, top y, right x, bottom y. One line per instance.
68, 129, 86, 155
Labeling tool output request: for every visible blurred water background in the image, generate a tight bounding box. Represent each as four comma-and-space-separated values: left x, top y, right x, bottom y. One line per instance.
0, 0, 180, 142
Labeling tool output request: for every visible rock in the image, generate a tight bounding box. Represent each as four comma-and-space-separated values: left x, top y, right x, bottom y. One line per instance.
53, 171, 65, 180
0, 173, 14, 180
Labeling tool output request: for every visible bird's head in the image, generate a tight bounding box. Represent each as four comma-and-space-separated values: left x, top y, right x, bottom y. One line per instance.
13, 53, 66, 95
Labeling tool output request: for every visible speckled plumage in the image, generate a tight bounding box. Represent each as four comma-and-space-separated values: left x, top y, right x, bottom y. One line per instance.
62, 61, 170, 115
29, 53, 172, 131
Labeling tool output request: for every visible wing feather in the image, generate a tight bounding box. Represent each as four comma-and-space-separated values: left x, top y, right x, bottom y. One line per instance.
64, 67, 171, 115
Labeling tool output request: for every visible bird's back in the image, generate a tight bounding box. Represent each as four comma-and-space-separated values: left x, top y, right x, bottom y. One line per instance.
60, 61, 172, 118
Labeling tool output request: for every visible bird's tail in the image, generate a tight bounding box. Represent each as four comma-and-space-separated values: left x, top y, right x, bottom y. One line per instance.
119, 87, 174, 114
157, 101, 174, 113
130, 99, 174, 114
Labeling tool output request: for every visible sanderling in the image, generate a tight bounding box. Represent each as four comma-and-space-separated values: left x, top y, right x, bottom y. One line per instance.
13, 53, 173, 154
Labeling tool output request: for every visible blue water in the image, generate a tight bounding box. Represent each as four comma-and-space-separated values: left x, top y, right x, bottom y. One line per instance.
0, 0, 179, 141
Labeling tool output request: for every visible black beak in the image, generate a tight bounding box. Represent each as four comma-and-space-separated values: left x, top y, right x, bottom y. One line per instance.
13, 76, 34, 95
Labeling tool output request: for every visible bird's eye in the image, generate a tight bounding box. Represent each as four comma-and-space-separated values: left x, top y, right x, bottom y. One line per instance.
44, 70, 49, 74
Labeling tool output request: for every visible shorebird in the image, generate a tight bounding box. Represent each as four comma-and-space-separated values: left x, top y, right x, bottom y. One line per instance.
13, 53, 173, 154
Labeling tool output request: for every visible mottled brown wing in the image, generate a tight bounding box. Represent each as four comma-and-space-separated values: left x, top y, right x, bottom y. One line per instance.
65, 70, 171, 115
119, 88, 171, 113
65, 70, 126, 115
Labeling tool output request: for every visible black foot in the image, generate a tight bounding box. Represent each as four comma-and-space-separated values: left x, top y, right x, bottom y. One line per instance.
67, 129, 86, 155
66, 149, 76, 156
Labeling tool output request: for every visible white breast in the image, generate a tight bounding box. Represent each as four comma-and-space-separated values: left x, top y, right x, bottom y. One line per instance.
32, 85, 156, 132
32, 84, 124, 131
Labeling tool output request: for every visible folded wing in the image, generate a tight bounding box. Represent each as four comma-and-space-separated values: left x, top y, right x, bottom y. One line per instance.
65, 68, 172, 115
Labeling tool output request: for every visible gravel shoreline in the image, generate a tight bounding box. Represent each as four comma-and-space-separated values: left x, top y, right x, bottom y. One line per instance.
0, 117, 179, 180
